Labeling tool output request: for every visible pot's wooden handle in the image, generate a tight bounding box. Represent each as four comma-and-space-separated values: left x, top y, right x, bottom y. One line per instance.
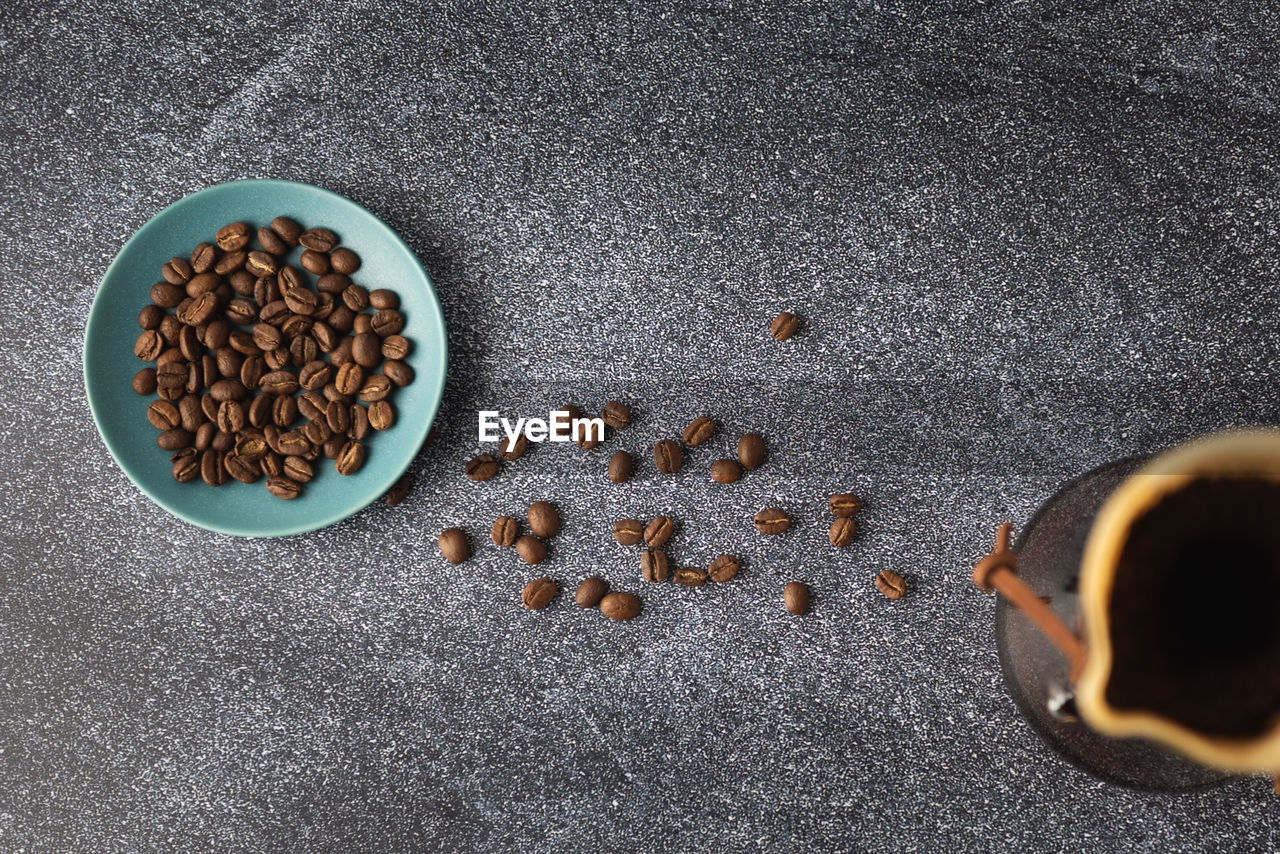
973, 523, 1088, 683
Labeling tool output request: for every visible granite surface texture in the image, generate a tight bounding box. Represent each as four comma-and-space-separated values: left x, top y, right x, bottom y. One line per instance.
3, 0, 1280, 851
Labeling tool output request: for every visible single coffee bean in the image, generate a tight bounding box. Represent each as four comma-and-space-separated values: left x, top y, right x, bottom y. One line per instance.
162, 256, 193, 284
710, 459, 742, 483
600, 400, 631, 430
213, 249, 247, 276
368, 400, 395, 431
185, 272, 220, 299
313, 321, 339, 353
259, 451, 284, 478
829, 517, 856, 548
515, 535, 547, 565
299, 227, 337, 253
201, 318, 229, 350
289, 335, 318, 367
522, 577, 557, 610
236, 435, 268, 462
283, 455, 314, 483
341, 284, 369, 312
708, 554, 740, 583
216, 400, 246, 434
190, 242, 218, 273
369, 288, 398, 309
675, 567, 708, 587
138, 304, 164, 330
246, 251, 278, 277
385, 474, 411, 506
528, 501, 560, 538
784, 581, 810, 615
607, 450, 632, 483
270, 216, 302, 247
172, 454, 200, 483
158, 314, 182, 344
613, 518, 643, 546
134, 329, 163, 361
335, 440, 366, 476
383, 360, 414, 387
381, 334, 410, 360
251, 321, 282, 352
157, 428, 192, 451
303, 418, 332, 446
353, 314, 373, 335
149, 281, 184, 308
294, 391, 323, 423
270, 395, 297, 429
228, 330, 259, 355
245, 394, 271, 428
299, 361, 331, 391
156, 347, 184, 369
753, 508, 791, 535
256, 225, 287, 255
348, 404, 370, 440
491, 516, 518, 547
644, 516, 673, 548
770, 311, 799, 340
177, 396, 204, 433
284, 286, 318, 316
300, 249, 330, 275
600, 592, 641, 620
829, 494, 863, 518
211, 429, 235, 453
198, 450, 225, 487
266, 475, 301, 500
223, 299, 255, 329
316, 272, 350, 294
178, 291, 218, 325
225, 453, 260, 483
200, 394, 220, 422
334, 362, 363, 395
147, 400, 181, 430
200, 353, 218, 388
194, 422, 216, 451
682, 416, 715, 446
352, 332, 381, 368
132, 368, 157, 395
280, 311, 313, 338
330, 247, 360, 274
465, 454, 499, 481
653, 439, 682, 474
876, 570, 907, 600
371, 309, 404, 336
575, 577, 608, 608
228, 269, 256, 296
278, 429, 312, 457
263, 424, 284, 454
499, 433, 528, 461
323, 435, 345, 459
640, 548, 670, 583
171, 446, 199, 465
325, 400, 350, 434
216, 222, 251, 251
260, 371, 299, 396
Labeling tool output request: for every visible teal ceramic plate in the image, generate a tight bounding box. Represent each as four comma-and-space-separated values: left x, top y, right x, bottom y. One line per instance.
84, 179, 447, 537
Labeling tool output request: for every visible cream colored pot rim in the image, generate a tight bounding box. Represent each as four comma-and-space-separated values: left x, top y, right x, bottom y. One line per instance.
1077, 428, 1280, 773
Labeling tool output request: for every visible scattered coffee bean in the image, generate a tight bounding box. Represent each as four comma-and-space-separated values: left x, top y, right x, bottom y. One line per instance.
640, 548, 669, 582
674, 566, 707, 587
784, 581, 810, 615
575, 577, 608, 608
200, 449, 225, 487
528, 501, 560, 538
266, 475, 301, 499
770, 311, 799, 340
132, 368, 157, 395
710, 459, 742, 483
157, 428, 192, 451
753, 508, 791, 535
216, 222, 250, 251
190, 242, 218, 273
708, 554, 740, 583
257, 226, 287, 255
500, 433, 528, 461
172, 454, 199, 483
737, 434, 765, 469
643, 516, 673, 548
335, 440, 365, 476
368, 400, 394, 431
492, 516, 518, 547
515, 535, 548, 565
522, 577, 557, 610
653, 439, 682, 474
608, 451, 632, 483
600, 592, 641, 620
829, 517, 856, 548
369, 288, 398, 309
829, 494, 863, 518
284, 455, 314, 483
682, 416, 715, 446
601, 401, 631, 430
465, 454, 499, 481
331, 248, 360, 274
876, 570, 906, 600
299, 227, 338, 253
439, 527, 470, 564
270, 217, 302, 246
613, 518, 644, 546
384, 474, 411, 506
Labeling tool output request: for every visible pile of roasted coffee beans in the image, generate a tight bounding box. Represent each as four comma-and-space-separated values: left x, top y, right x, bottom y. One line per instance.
131, 218, 414, 499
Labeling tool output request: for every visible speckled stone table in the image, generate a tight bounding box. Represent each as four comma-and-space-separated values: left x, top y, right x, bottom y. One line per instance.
4, 1, 1280, 851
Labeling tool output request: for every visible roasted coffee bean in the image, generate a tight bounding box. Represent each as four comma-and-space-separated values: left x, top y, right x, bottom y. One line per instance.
436, 527, 469, 563
300, 249, 330, 275
157, 428, 192, 451
244, 394, 272, 428
251, 321, 282, 352
147, 400, 181, 430
313, 321, 339, 353
325, 400, 350, 434
675, 567, 707, 587
683, 416, 715, 446
499, 433, 528, 461
330, 247, 360, 274
255, 225, 287, 255
492, 516, 518, 547
770, 311, 799, 340
385, 474, 411, 506
348, 404, 371, 440
200, 394, 220, 423
381, 334, 410, 360
528, 501, 559, 538
222, 298, 254, 327
246, 250, 277, 277
281, 312, 313, 337
162, 256, 193, 284
575, 577, 607, 608
829, 517, 856, 548
215, 348, 242, 378
134, 329, 163, 361
294, 392, 323, 423
299, 227, 337, 252
132, 367, 157, 395
263, 299, 294, 326
172, 454, 200, 483
184, 272, 220, 299
613, 518, 643, 546
312, 292, 335, 321
353, 314, 373, 335
228, 269, 256, 296
322, 435, 344, 459
171, 446, 199, 464
280, 286, 315, 316
216, 222, 251, 251
382, 360, 415, 389
149, 281, 184, 308
183, 361, 201, 394
600, 592, 640, 620
516, 536, 548, 565
203, 319, 230, 350
653, 439, 682, 474
190, 242, 218, 273
329, 335, 355, 364
644, 516, 673, 548
608, 451, 632, 483
178, 291, 218, 325
138, 304, 164, 330
253, 275, 279, 308
600, 401, 631, 430
369, 288, 398, 310
876, 570, 906, 600
236, 435, 268, 462
228, 330, 259, 355
156, 361, 188, 391
335, 440, 365, 476
264, 347, 291, 371
222, 453, 257, 484
266, 475, 301, 500
342, 284, 369, 312
316, 272, 350, 294
263, 424, 284, 454
710, 459, 742, 483
283, 455, 314, 483
708, 554, 740, 583
829, 494, 863, 518
210, 378, 247, 402
368, 400, 394, 431
269, 395, 296, 429
156, 347, 184, 369
158, 314, 182, 345
194, 422, 216, 451
207, 429, 231, 452
289, 335, 318, 367
351, 332, 380, 368
260, 370, 299, 396
640, 548, 669, 583
214, 249, 247, 276
299, 361, 331, 391
278, 429, 312, 457
259, 451, 284, 477
303, 418, 332, 446
784, 581, 810, 615
738, 435, 766, 470
370, 309, 404, 336
199, 353, 218, 388
270, 216, 302, 247
465, 454, 499, 481
753, 508, 791, 535
334, 363, 363, 395
358, 374, 391, 403
216, 399, 245, 433
522, 577, 556, 610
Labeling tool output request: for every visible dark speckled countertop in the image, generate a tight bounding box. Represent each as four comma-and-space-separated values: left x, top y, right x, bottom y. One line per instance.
3, 1, 1280, 851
